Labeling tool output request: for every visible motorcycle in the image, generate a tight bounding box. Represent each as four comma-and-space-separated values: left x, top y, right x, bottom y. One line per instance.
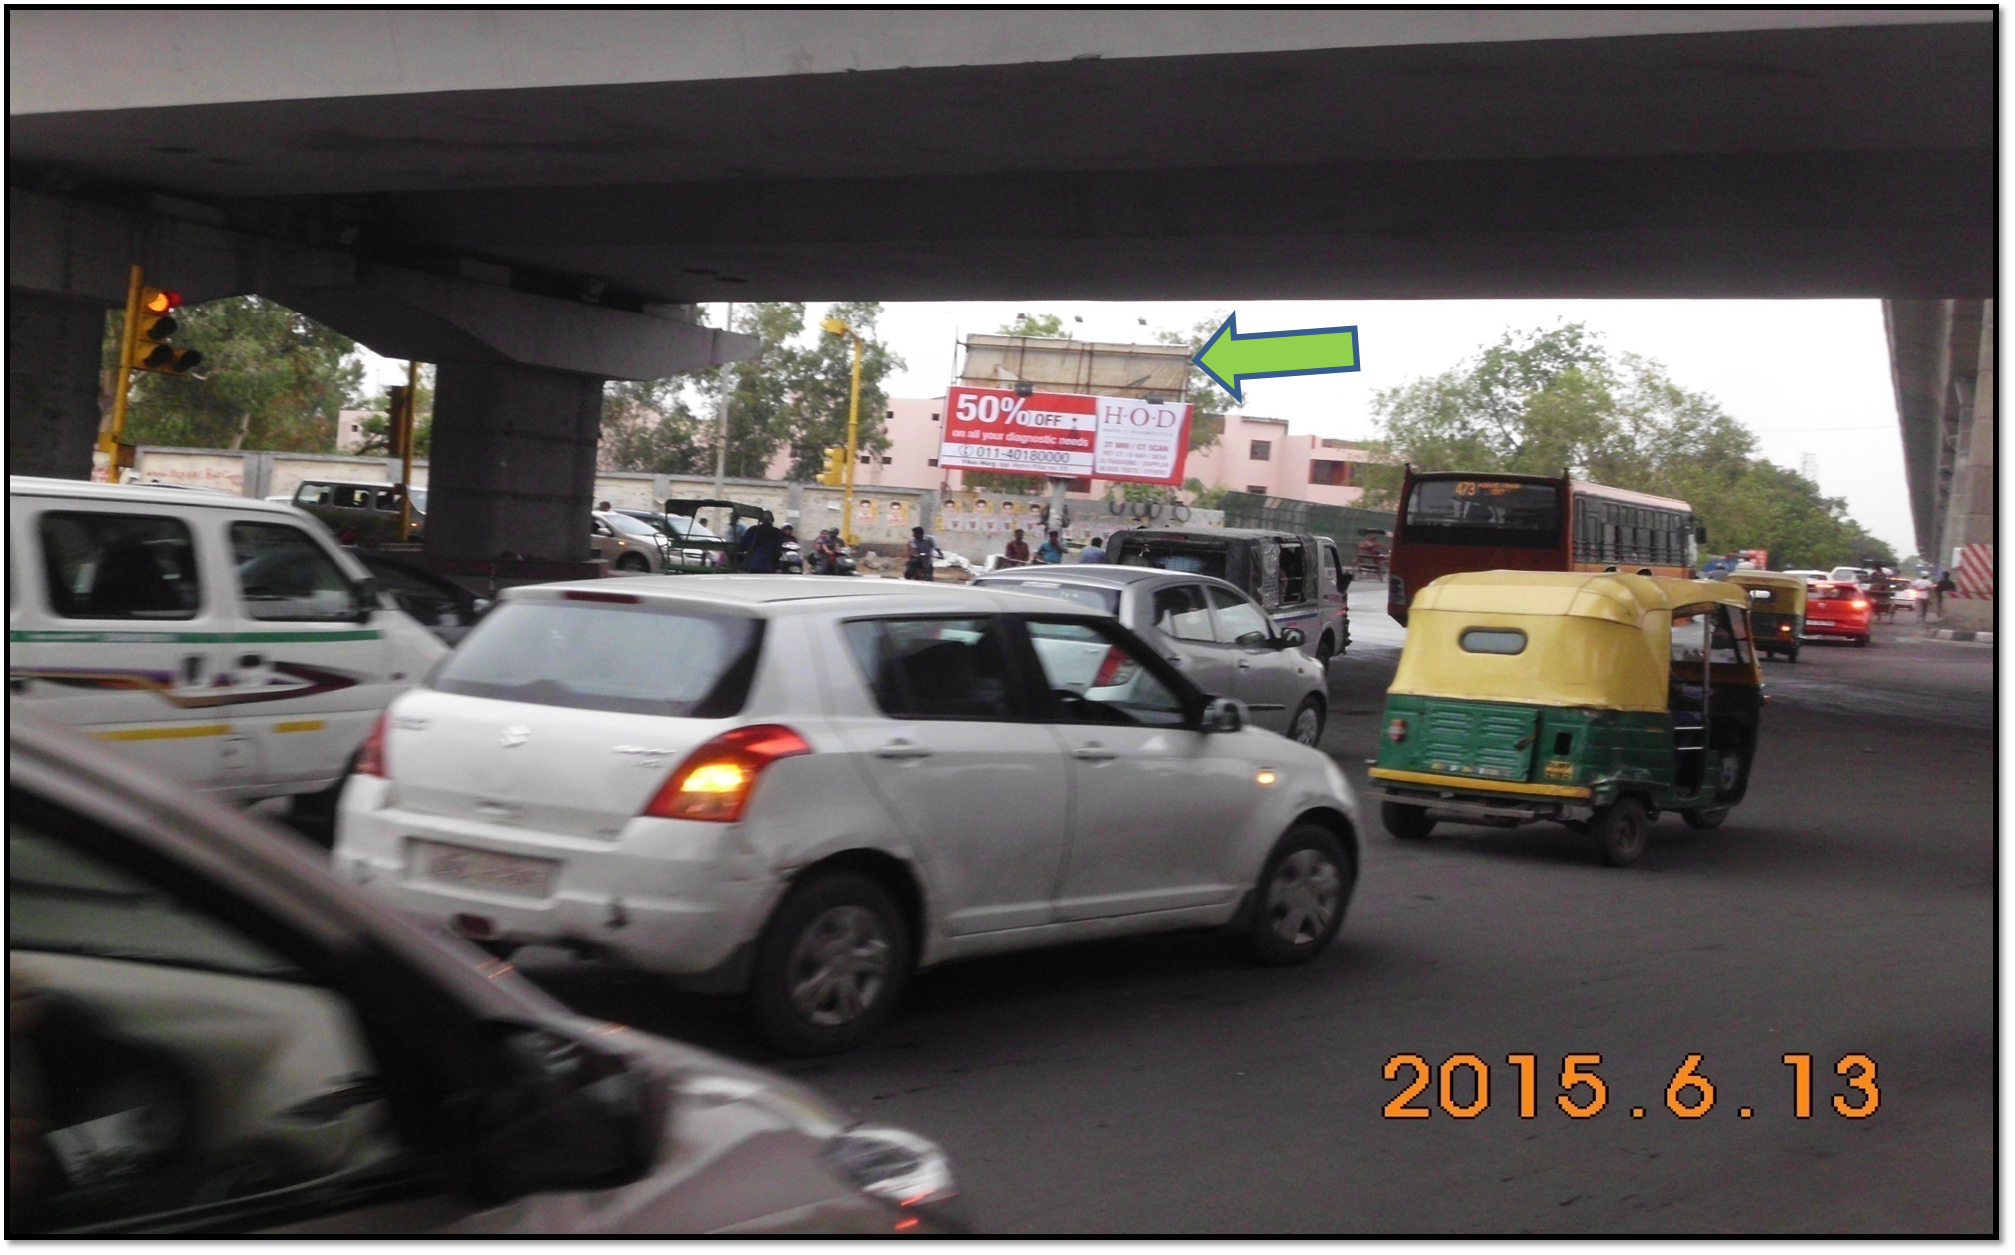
811, 539, 857, 576
779, 538, 804, 574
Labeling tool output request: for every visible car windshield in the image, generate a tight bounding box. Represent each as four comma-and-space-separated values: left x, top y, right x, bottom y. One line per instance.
431, 599, 763, 716
603, 513, 660, 539
977, 579, 1118, 614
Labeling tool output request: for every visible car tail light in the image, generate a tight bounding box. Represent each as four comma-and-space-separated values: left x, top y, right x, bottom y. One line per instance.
1091, 648, 1138, 689
1851, 599, 1868, 611
642, 725, 811, 822
1386, 718, 1409, 743
355, 711, 391, 778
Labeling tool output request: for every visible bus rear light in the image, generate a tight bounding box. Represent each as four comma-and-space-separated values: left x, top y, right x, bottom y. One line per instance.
643, 724, 811, 822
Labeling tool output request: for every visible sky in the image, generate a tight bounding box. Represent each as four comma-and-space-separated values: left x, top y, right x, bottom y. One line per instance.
364, 298, 1917, 556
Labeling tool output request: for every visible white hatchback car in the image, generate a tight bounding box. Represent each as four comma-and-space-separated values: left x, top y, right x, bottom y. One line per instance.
335, 577, 1361, 1054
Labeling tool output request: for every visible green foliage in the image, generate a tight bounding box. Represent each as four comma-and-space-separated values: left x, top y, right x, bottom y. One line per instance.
1155, 315, 1235, 450
697, 302, 807, 479
998, 312, 1068, 338
1183, 479, 1230, 510
110, 297, 364, 452
782, 301, 904, 481
599, 378, 708, 474
351, 365, 434, 458
1370, 323, 1895, 572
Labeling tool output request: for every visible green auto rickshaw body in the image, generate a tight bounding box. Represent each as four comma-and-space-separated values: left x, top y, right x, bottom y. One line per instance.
1369, 571, 1764, 828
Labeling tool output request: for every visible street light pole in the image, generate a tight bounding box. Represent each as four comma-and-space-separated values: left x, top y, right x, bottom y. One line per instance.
821, 317, 865, 545
712, 301, 734, 499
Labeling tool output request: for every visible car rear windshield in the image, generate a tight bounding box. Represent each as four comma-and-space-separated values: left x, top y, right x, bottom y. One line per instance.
1106, 535, 1229, 580
429, 598, 763, 716
1403, 479, 1561, 547
978, 579, 1119, 614
1811, 586, 1862, 601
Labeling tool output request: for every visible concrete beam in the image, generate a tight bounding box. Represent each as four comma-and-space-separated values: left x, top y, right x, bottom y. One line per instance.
8, 188, 757, 378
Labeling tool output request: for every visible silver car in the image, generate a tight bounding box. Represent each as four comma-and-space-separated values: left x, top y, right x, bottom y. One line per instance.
9, 717, 962, 1235
590, 510, 668, 573
972, 565, 1330, 746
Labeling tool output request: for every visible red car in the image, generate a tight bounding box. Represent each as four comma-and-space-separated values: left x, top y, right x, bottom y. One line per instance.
1804, 580, 1873, 646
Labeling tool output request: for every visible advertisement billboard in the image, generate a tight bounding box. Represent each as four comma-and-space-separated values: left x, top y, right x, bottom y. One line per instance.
937, 385, 1192, 486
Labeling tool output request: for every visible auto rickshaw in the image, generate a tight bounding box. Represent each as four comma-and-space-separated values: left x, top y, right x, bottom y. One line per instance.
1367, 571, 1764, 867
662, 498, 767, 572
1726, 570, 1806, 662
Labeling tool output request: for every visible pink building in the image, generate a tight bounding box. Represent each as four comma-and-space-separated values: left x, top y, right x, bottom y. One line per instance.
770, 398, 1379, 507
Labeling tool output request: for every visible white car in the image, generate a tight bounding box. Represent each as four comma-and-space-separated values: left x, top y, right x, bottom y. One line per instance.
336, 576, 1362, 1054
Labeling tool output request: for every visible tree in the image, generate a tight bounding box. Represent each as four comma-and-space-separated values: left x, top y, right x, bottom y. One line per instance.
599, 378, 708, 474
1367, 323, 1895, 571
691, 303, 808, 480
997, 312, 1068, 338
108, 296, 364, 452
781, 301, 904, 481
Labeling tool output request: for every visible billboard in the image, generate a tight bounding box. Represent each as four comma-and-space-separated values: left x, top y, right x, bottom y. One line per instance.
937, 385, 1192, 486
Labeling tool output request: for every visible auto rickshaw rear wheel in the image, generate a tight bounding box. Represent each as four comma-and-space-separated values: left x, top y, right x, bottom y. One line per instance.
1381, 802, 1436, 841
1590, 796, 1649, 867
1682, 806, 1730, 830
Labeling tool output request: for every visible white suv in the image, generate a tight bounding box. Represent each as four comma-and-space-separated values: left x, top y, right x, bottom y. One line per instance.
335, 576, 1361, 1054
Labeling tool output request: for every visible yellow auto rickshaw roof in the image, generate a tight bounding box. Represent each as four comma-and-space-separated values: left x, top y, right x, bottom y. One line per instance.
1392, 571, 1753, 712
1406, 570, 1751, 623
1724, 569, 1807, 591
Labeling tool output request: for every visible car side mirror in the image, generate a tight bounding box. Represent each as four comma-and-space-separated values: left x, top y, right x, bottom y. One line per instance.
352, 577, 377, 623
1277, 628, 1306, 650
458, 1026, 662, 1204
1235, 630, 1271, 648
1202, 696, 1247, 734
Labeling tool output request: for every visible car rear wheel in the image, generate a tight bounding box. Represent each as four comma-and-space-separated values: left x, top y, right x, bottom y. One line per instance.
1381, 801, 1435, 841
1238, 824, 1352, 966
616, 552, 650, 573
1591, 796, 1649, 867
1682, 806, 1730, 830
1289, 698, 1325, 747
752, 872, 910, 1056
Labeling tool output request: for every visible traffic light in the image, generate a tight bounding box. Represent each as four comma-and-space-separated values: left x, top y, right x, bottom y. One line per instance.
127, 286, 204, 376
816, 445, 849, 487
384, 385, 410, 458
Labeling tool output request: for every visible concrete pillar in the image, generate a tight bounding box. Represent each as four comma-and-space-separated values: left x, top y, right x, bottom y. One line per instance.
8, 289, 112, 479
1940, 300, 1995, 632
424, 360, 605, 565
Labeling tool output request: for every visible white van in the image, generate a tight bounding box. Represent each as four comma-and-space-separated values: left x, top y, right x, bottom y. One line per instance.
8, 477, 445, 813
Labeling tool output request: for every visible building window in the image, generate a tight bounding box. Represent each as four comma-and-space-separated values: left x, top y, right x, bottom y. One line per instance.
885, 409, 895, 419
882, 455, 894, 465
931, 412, 941, 422
927, 458, 939, 467
1249, 439, 1272, 461
1309, 459, 1354, 487
1246, 485, 1269, 496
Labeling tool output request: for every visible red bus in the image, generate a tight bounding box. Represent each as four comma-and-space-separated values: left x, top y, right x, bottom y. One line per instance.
1386, 469, 1701, 623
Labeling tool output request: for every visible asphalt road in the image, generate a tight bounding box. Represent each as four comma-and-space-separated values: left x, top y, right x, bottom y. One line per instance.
521, 587, 1995, 1235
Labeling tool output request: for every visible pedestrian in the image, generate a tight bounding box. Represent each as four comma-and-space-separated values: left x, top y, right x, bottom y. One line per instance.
1003, 528, 1031, 568
1078, 534, 1107, 564
1911, 572, 1934, 622
739, 510, 784, 574
905, 526, 942, 581
1934, 569, 1957, 618
1036, 530, 1065, 564
597, 500, 613, 512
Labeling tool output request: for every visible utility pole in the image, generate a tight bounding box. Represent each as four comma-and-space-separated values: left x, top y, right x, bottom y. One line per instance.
712, 301, 734, 499
397, 360, 419, 541
821, 317, 865, 544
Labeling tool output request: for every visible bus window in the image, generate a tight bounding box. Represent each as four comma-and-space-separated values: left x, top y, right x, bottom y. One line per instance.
1403, 479, 1561, 548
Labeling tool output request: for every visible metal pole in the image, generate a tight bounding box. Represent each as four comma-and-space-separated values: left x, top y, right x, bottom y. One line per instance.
712, 301, 734, 499
842, 332, 863, 545
101, 264, 144, 479
398, 359, 418, 541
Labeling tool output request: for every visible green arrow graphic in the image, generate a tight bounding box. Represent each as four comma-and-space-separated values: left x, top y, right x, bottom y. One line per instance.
1193, 313, 1360, 402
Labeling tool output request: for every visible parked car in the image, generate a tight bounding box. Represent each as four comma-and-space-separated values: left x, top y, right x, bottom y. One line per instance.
290, 480, 424, 545
971, 565, 1329, 745
335, 577, 1361, 1054
345, 547, 492, 645
1106, 526, 1351, 667
8, 717, 963, 1235
616, 510, 728, 571
1804, 580, 1873, 646
590, 510, 669, 573
7, 477, 445, 818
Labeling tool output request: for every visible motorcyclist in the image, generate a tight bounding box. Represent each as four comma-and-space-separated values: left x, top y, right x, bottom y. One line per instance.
904, 526, 942, 581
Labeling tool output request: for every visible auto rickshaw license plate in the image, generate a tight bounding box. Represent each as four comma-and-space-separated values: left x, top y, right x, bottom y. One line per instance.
1544, 759, 1575, 781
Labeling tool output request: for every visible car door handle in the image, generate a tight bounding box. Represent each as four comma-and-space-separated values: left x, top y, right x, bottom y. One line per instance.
873, 741, 934, 760
1072, 744, 1117, 761
1165, 655, 1185, 667
1237, 659, 1253, 669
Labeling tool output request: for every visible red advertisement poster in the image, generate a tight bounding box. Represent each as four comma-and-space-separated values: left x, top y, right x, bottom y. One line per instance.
938, 386, 1191, 486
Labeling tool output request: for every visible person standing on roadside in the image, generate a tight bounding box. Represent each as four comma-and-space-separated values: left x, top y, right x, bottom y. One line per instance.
1002, 528, 1031, 568
1911, 572, 1935, 622
739, 510, 784, 574
1934, 569, 1957, 618
1036, 530, 1065, 564
1078, 535, 1107, 564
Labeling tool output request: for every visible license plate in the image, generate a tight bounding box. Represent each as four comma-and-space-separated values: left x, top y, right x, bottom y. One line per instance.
411, 840, 555, 899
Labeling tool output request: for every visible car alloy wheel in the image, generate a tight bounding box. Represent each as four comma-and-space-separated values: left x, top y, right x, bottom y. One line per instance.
1290, 699, 1324, 747
1265, 847, 1343, 947
786, 905, 892, 1028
